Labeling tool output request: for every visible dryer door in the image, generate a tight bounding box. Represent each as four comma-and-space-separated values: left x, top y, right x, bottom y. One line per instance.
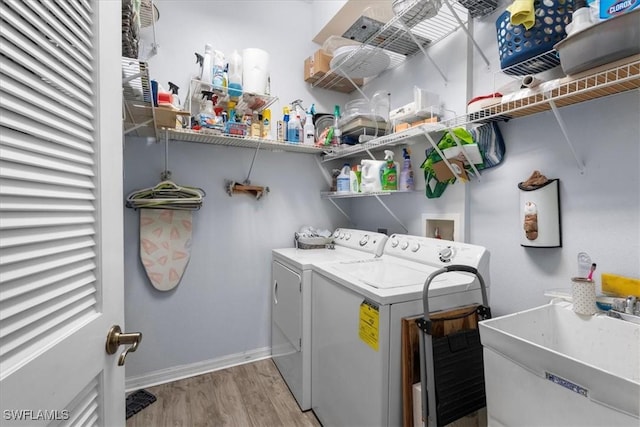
272, 261, 302, 353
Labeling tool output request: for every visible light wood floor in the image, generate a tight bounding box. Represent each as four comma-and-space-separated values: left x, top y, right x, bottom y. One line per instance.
126, 359, 321, 427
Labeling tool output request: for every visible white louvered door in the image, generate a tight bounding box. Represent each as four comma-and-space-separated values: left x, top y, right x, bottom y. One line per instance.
0, 0, 124, 426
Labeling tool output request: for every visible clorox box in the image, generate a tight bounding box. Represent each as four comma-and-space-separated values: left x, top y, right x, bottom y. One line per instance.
600, 0, 639, 19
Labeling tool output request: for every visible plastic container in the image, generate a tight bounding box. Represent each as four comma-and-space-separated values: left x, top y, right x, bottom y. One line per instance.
381, 150, 397, 191
555, 8, 640, 75
303, 112, 315, 145
212, 50, 226, 89
350, 168, 359, 192
336, 164, 351, 193
228, 49, 243, 98
496, 0, 573, 75
572, 277, 596, 315
287, 114, 301, 144
201, 44, 213, 84
399, 148, 415, 191
360, 160, 385, 193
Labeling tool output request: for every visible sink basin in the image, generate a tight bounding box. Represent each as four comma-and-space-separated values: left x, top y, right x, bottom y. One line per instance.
479, 300, 639, 426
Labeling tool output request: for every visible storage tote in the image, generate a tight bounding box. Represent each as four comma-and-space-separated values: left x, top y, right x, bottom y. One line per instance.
496, 0, 573, 75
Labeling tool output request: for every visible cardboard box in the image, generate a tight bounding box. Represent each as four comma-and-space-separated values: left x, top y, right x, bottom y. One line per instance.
303, 49, 363, 93
394, 116, 439, 132
304, 49, 332, 83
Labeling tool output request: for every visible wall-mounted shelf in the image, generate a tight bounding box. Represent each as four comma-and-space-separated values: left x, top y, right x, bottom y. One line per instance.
321, 190, 415, 199
312, 0, 478, 93
447, 59, 640, 128
322, 58, 639, 167
162, 128, 325, 154
322, 123, 446, 162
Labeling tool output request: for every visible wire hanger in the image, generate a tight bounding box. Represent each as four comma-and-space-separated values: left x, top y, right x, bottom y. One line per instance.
125, 133, 205, 210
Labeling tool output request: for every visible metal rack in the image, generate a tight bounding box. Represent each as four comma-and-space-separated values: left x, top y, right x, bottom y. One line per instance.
312, 0, 491, 95
122, 58, 157, 138
184, 78, 278, 119
162, 128, 325, 154
322, 58, 640, 173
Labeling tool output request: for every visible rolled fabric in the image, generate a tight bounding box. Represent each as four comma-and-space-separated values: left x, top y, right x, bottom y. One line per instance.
507, 0, 536, 30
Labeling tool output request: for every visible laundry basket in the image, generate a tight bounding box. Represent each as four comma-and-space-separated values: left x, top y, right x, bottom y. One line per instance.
496, 0, 573, 75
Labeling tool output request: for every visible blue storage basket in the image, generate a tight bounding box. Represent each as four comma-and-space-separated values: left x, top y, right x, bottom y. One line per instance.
496, 0, 573, 75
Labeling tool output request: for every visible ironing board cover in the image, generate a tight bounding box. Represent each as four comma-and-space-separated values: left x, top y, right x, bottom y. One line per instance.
139, 209, 192, 291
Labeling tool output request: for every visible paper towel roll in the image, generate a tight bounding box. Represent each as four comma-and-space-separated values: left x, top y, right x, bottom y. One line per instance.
242, 48, 269, 95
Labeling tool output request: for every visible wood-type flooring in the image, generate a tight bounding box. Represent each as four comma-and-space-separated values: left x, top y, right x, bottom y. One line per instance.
126, 358, 321, 427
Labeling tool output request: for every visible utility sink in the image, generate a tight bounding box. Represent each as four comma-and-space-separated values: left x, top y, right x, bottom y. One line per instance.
479, 300, 639, 426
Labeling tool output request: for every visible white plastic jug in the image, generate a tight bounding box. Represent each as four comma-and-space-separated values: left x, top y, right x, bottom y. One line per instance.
336, 164, 351, 193
360, 160, 385, 193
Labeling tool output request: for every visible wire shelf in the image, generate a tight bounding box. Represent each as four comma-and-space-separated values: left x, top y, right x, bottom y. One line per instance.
164, 129, 326, 154
312, 1, 468, 92
319, 59, 639, 162
321, 190, 415, 199
321, 123, 446, 162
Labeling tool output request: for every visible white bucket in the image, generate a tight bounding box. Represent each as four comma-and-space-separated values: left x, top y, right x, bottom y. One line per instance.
242, 48, 269, 95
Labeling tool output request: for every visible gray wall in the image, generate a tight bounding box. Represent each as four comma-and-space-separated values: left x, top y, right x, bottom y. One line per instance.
124, 0, 349, 379
124, 1, 639, 381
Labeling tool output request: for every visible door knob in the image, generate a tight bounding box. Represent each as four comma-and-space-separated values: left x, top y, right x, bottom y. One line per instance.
105, 325, 142, 366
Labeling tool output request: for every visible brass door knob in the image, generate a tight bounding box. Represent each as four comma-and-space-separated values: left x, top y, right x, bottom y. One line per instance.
106, 325, 142, 366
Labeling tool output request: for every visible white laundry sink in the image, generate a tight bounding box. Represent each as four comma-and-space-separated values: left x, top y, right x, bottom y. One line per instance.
479, 300, 640, 426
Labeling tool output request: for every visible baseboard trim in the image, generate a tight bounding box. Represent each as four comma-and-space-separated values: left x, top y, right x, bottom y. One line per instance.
125, 347, 272, 392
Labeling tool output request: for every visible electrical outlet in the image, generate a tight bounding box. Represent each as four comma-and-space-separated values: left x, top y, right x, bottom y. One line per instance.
377, 228, 388, 235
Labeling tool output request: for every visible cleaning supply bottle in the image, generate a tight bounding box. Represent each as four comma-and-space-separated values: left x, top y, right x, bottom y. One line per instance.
282, 106, 290, 142
198, 92, 216, 128
399, 148, 415, 191
168, 82, 181, 109
349, 167, 359, 193
287, 112, 301, 144
381, 150, 397, 191
212, 50, 226, 89
303, 110, 315, 145
337, 164, 351, 193
201, 44, 213, 84
332, 105, 342, 146
228, 49, 243, 98
262, 109, 271, 139
194, 52, 204, 80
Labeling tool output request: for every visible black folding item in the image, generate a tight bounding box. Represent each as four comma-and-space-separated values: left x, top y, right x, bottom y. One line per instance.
416, 265, 492, 427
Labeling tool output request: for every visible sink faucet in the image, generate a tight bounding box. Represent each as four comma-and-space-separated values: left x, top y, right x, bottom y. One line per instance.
608, 296, 640, 324
626, 296, 638, 315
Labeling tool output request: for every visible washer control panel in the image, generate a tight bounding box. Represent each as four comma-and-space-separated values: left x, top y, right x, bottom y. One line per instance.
332, 228, 389, 256
384, 234, 488, 269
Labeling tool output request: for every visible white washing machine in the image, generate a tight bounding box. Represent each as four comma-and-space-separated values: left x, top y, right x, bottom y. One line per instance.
271, 228, 388, 411
310, 234, 490, 427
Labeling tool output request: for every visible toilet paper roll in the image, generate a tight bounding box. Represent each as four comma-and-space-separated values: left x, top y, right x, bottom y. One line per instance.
242, 48, 269, 95
572, 277, 596, 315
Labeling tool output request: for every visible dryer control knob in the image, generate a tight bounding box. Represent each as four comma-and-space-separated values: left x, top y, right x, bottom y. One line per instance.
338, 232, 345, 239
359, 235, 369, 246
345, 232, 351, 240
400, 241, 409, 250
390, 239, 399, 248
411, 243, 420, 252
333, 229, 341, 238
439, 247, 453, 262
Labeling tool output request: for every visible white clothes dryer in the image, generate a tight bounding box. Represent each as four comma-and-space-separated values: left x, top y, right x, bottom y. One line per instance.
310, 234, 490, 427
271, 228, 388, 411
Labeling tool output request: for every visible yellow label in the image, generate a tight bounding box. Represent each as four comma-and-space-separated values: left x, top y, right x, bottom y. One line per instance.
359, 300, 379, 351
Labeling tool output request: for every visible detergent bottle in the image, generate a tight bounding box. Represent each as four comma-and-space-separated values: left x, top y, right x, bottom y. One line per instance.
381, 150, 397, 191
337, 164, 351, 193
399, 148, 414, 191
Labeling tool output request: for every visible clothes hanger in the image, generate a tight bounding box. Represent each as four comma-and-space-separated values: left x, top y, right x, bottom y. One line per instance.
126, 180, 205, 210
